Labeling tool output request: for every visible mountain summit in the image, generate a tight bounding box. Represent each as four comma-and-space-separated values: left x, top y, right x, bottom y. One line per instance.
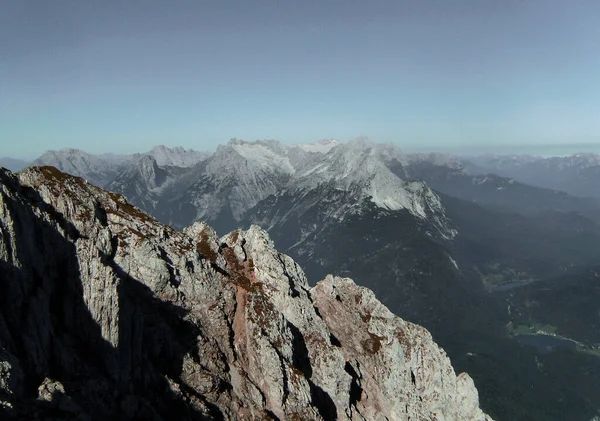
291, 139, 451, 222
0, 166, 492, 420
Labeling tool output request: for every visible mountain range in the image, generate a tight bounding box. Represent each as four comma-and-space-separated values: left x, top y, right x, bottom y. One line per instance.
16, 141, 600, 227
18, 140, 600, 228
30, 145, 208, 189
3, 138, 600, 420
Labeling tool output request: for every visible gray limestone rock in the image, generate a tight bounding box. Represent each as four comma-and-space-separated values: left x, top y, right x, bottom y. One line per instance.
0, 166, 493, 420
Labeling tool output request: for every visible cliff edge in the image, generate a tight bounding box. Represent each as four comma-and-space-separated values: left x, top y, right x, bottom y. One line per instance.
0, 166, 492, 420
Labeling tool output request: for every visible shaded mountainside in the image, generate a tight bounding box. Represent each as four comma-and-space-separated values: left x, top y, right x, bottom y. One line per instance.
440, 194, 600, 286
0, 167, 492, 420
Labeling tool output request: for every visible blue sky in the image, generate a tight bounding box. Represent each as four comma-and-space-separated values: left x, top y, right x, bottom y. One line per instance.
1, 0, 600, 158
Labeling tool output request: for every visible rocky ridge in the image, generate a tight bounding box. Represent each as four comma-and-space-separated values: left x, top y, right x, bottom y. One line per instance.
0, 166, 491, 420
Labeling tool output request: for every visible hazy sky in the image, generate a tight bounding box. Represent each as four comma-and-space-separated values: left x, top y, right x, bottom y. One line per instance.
2, 0, 600, 158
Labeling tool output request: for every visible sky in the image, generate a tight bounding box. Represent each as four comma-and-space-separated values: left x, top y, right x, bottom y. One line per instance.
1, 0, 600, 158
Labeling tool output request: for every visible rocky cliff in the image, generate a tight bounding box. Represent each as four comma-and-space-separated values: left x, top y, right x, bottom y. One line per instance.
0, 166, 492, 421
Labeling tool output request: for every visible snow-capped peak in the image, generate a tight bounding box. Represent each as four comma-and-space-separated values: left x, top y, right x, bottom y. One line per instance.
293, 139, 340, 154
217, 139, 295, 174
291, 141, 450, 224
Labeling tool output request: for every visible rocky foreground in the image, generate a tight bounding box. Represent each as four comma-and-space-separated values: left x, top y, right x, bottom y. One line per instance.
0, 166, 492, 420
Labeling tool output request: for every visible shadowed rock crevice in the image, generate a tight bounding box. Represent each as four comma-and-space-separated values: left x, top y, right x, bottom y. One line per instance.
264, 409, 282, 421
287, 322, 312, 378
277, 254, 300, 298
94, 202, 108, 227
329, 333, 341, 347
271, 345, 290, 405
178, 382, 227, 421
239, 238, 248, 262
100, 235, 118, 264
157, 245, 180, 288
210, 262, 230, 278
344, 362, 363, 407
286, 321, 337, 419
308, 382, 338, 421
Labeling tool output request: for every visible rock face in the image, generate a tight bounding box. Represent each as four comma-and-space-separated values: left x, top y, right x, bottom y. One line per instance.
0, 166, 492, 421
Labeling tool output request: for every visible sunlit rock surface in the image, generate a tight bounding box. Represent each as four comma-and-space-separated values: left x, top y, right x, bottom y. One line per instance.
0, 166, 492, 420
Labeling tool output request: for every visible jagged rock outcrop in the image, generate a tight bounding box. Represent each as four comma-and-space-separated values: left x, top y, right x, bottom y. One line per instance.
0, 166, 492, 420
